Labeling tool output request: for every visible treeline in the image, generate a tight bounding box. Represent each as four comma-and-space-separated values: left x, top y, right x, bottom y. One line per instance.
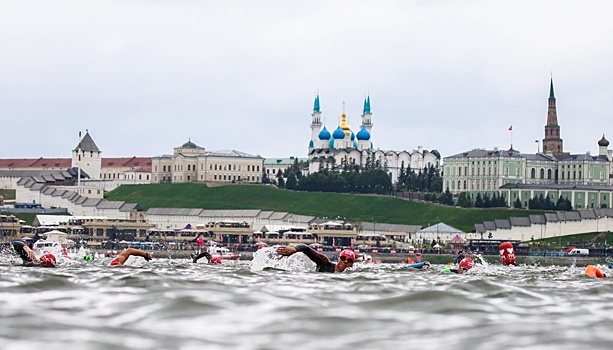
514, 194, 573, 211
263, 158, 442, 195
448, 192, 508, 208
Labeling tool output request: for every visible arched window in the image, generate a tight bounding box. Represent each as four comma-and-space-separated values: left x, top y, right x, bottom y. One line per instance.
540, 169, 545, 179
547, 169, 552, 179
531, 168, 536, 179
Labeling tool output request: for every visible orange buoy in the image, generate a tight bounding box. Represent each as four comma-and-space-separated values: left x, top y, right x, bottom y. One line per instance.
585, 265, 606, 278
407, 257, 413, 264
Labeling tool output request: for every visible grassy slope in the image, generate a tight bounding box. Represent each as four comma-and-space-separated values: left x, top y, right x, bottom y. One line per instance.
105, 183, 545, 232
0, 189, 16, 200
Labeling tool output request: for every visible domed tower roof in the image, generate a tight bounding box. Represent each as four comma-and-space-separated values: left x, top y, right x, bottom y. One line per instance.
318, 126, 331, 140
333, 126, 346, 139
309, 140, 314, 148
181, 139, 201, 149
356, 126, 371, 140
598, 134, 609, 147
339, 111, 351, 137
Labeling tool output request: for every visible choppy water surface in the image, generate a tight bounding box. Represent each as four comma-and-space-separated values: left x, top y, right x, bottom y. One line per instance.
2, 250, 613, 350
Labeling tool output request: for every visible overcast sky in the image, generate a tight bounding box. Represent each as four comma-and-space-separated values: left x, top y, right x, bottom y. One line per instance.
1, 1, 612, 161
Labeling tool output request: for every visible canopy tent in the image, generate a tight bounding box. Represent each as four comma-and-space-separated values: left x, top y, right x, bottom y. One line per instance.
417, 223, 464, 236
450, 234, 466, 244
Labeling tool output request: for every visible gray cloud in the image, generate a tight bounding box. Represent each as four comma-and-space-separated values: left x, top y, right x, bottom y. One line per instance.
1, 1, 612, 159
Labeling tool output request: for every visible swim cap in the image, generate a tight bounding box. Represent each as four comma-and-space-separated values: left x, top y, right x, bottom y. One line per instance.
458, 257, 474, 271
84, 254, 94, 261
110, 259, 122, 266
339, 249, 356, 261
210, 257, 222, 264
40, 253, 56, 268
424, 261, 431, 267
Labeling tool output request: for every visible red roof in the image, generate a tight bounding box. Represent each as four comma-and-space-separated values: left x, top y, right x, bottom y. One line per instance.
102, 157, 151, 168
0, 158, 71, 168
0, 157, 151, 170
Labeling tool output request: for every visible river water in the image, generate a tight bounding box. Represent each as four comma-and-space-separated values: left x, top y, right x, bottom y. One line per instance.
1, 248, 613, 350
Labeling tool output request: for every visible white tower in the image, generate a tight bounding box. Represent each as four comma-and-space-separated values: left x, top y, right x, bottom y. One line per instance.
71, 130, 102, 180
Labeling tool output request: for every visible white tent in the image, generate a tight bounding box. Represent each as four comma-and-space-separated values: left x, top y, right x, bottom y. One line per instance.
416, 223, 465, 241
417, 223, 464, 235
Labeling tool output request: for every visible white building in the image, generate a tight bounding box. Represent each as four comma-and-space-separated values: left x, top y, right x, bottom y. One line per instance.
307, 94, 440, 183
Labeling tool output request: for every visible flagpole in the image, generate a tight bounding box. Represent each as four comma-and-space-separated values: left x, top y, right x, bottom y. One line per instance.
509, 125, 513, 150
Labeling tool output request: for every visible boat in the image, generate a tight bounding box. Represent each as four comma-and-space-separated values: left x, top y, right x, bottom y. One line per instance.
205, 241, 240, 260
355, 252, 381, 264
32, 230, 90, 260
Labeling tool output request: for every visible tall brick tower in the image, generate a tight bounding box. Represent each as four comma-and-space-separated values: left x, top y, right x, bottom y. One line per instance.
542, 77, 565, 155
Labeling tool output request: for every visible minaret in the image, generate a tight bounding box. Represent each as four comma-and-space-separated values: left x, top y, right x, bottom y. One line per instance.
310, 94, 322, 149
361, 95, 373, 135
542, 78, 564, 155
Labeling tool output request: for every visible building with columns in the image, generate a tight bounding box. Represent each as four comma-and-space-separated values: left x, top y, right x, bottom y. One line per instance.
150, 139, 264, 184
307, 94, 440, 183
443, 78, 613, 208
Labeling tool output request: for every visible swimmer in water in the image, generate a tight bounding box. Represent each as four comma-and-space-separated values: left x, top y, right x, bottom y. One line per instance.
109, 248, 152, 266
443, 257, 474, 274
191, 251, 222, 264
405, 261, 431, 270
276, 244, 355, 273
10, 239, 56, 267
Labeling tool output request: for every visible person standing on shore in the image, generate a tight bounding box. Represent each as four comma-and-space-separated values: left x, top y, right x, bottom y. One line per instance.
276, 244, 355, 273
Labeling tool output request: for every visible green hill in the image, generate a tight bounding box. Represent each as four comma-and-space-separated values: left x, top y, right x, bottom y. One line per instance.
105, 183, 545, 232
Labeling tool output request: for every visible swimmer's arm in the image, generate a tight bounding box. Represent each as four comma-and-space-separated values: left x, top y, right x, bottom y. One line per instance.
115, 248, 152, 264
23, 245, 36, 261
277, 244, 331, 265
193, 251, 213, 263
11, 240, 36, 261
294, 244, 331, 265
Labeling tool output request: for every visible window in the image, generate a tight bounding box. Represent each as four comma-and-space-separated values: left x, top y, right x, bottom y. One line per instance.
540, 169, 544, 179
531, 168, 536, 179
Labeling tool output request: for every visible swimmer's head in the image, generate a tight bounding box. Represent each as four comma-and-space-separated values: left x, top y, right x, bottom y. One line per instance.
39, 253, 56, 268
210, 257, 222, 264
423, 261, 431, 268
84, 254, 94, 261
339, 249, 356, 264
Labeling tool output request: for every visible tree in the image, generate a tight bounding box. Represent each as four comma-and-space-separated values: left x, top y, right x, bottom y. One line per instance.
441, 189, 454, 205
475, 193, 484, 208
457, 192, 472, 208
285, 171, 297, 190
513, 197, 522, 209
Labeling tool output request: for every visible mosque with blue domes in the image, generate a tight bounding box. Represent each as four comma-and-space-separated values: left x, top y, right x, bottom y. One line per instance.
308, 94, 441, 184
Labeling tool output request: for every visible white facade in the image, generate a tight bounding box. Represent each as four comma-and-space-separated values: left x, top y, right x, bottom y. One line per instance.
307, 94, 440, 183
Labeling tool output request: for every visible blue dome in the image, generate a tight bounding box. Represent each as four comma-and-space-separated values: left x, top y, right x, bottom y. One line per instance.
329, 138, 335, 148
309, 140, 314, 148
318, 126, 331, 140
333, 126, 346, 139
357, 126, 371, 141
